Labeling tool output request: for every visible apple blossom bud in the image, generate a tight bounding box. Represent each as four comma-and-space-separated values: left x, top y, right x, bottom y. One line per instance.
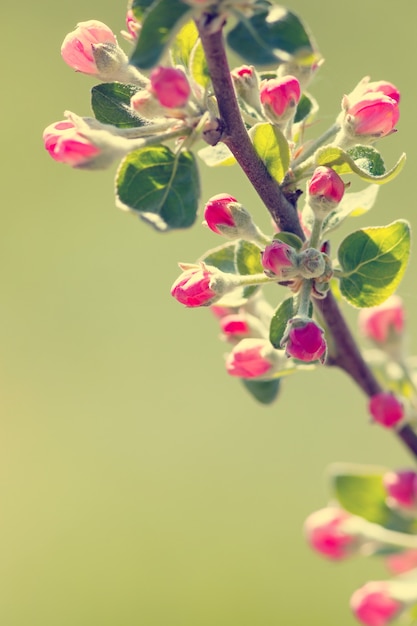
61, 20, 118, 75
171, 264, 238, 307
358, 295, 405, 344
340, 91, 400, 142
261, 240, 298, 279
203, 194, 237, 234
150, 66, 191, 109
350, 582, 403, 626
225, 338, 276, 378
347, 76, 400, 104
125, 9, 140, 41
220, 314, 250, 337
368, 393, 404, 428
297, 248, 326, 279
307, 166, 345, 217
130, 89, 176, 120
43, 120, 100, 167
260, 76, 301, 124
304, 507, 360, 560
383, 470, 417, 509
281, 317, 327, 363
231, 65, 261, 111
385, 549, 417, 575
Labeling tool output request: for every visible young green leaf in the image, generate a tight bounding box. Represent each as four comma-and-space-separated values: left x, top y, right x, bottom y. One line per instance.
91, 83, 145, 128
235, 240, 264, 275
316, 145, 406, 184
337, 220, 411, 307
273, 232, 304, 250
227, 4, 319, 67
241, 378, 281, 404
198, 144, 236, 167
249, 123, 290, 183
130, 0, 191, 69
269, 297, 295, 348
170, 19, 199, 68
131, 0, 155, 20
200, 241, 237, 274
116, 145, 200, 231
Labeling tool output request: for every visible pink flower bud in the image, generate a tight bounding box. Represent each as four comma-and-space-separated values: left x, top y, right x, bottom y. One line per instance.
43, 120, 100, 167
150, 66, 191, 109
348, 77, 400, 104
358, 295, 405, 344
282, 318, 327, 363
368, 393, 404, 428
125, 9, 140, 41
308, 166, 345, 205
204, 194, 237, 234
344, 93, 400, 138
385, 549, 417, 575
260, 76, 301, 122
350, 582, 402, 626
225, 338, 275, 378
61, 20, 117, 75
261, 240, 297, 278
171, 265, 222, 307
304, 507, 358, 561
383, 470, 417, 509
220, 314, 250, 337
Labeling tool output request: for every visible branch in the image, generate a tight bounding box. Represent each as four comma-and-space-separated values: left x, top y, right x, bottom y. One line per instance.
197, 20, 417, 460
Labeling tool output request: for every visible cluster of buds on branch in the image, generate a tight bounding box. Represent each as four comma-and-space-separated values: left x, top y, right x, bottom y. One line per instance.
43, 1, 417, 624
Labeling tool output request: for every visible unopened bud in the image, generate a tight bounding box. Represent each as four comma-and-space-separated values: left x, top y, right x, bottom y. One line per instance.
281, 317, 327, 363
150, 66, 191, 109
261, 240, 299, 279
368, 392, 404, 429
383, 470, 417, 509
307, 166, 345, 217
260, 76, 301, 124
225, 338, 282, 378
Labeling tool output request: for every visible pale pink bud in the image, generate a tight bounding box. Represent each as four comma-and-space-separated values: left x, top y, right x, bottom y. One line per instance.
348, 77, 400, 104
383, 470, 417, 509
358, 295, 405, 344
308, 166, 345, 205
225, 338, 275, 378
385, 549, 417, 575
43, 120, 100, 167
171, 266, 221, 307
350, 582, 402, 626
345, 93, 400, 138
210, 305, 236, 319
260, 76, 301, 122
150, 66, 191, 109
204, 194, 237, 234
125, 9, 140, 41
368, 393, 404, 428
261, 240, 297, 278
282, 318, 327, 363
61, 20, 117, 75
304, 507, 358, 561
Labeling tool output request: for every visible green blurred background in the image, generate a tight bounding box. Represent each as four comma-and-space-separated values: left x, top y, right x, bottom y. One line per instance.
2, 1, 417, 624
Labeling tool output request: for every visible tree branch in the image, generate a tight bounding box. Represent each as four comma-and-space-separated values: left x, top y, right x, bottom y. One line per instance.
197, 19, 417, 460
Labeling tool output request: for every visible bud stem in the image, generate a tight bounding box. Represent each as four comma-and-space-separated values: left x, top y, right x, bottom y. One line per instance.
290, 122, 341, 176
297, 279, 313, 318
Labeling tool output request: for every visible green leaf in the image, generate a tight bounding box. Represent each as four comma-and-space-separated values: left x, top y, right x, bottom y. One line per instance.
322, 184, 379, 234
189, 40, 210, 88
249, 123, 290, 183
235, 240, 263, 299
200, 241, 237, 274
131, 0, 155, 20
130, 0, 191, 69
198, 144, 236, 167
170, 19, 199, 68
337, 220, 411, 307
91, 83, 145, 129
116, 145, 200, 231
294, 93, 313, 124
273, 232, 303, 250
227, 3, 319, 67
330, 464, 416, 533
241, 378, 281, 404
316, 145, 406, 184
269, 297, 295, 348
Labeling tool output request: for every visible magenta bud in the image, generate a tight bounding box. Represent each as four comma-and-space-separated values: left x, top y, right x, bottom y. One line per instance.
307, 165, 345, 207
203, 193, 238, 234
260, 75, 301, 123
304, 507, 358, 561
61, 20, 117, 75
261, 240, 298, 278
225, 338, 275, 378
220, 314, 250, 337
358, 295, 405, 344
43, 120, 100, 167
171, 265, 225, 307
282, 318, 327, 363
343, 91, 400, 138
368, 393, 404, 428
150, 66, 191, 108
350, 582, 403, 626
383, 470, 417, 509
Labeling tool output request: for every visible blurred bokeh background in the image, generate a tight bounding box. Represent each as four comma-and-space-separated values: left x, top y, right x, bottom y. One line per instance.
2, 0, 417, 624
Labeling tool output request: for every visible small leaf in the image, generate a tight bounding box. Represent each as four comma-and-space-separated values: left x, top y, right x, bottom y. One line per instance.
198, 144, 236, 167
249, 123, 290, 183
294, 93, 313, 124
116, 145, 200, 231
227, 4, 319, 67
189, 40, 210, 88
91, 83, 145, 128
131, 0, 155, 20
337, 220, 411, 307
316, 145, 406, 184
235, 240, 264, 275
330, 464, 416, 533
273, 232, 303, 250
200, 241, 237, 274
319, 185, 380, 234
170, 19, 199, 68
241, 378, 281, 404
130, 0, 191, 69
269, 297, 295, 348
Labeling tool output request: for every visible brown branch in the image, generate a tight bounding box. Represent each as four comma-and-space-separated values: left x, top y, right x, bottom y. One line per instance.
197, 19, 417, 460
